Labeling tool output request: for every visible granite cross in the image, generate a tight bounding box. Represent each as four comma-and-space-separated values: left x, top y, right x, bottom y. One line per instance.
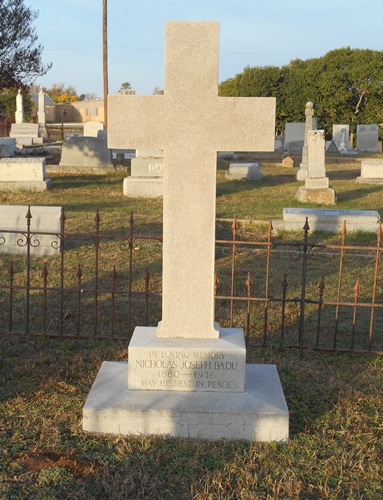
108, 21, 275, 339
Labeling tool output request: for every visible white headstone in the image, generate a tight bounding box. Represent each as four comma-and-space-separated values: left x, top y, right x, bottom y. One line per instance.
83, 121, 104, 138
0, 157, 51, 191
357, 160, 383, 183
305, 130, 328, 188
10, 123, 39, 146
272, 207, 380, 233
84, 21, 288, 442
123, 149, 165, 197
296, 130, 336, 204
225, 162, 262, 180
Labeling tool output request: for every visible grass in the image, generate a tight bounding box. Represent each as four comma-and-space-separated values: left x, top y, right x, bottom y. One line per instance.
1, 154, 383, 498
1, 335, 382, 498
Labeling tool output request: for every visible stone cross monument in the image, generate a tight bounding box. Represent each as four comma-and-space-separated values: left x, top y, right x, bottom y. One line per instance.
83, 21, 289, 442
108, 21, 275, 340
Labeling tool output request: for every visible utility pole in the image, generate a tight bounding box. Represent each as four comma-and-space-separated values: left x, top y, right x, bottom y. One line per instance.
103, 0, 108, 129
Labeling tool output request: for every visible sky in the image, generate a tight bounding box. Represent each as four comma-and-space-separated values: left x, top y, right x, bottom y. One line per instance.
32, 0, 383, 97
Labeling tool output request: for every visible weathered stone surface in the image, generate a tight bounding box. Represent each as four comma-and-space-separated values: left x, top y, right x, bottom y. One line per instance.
0, 138, 17, 157
108, 22, 276, 339
356, 124, 380, 153
296, 186, 336, 205
83, 361, 289, 442
282, 155, 294, 167
0, 158, 51, 191
225, 162, 262, 180
128, 327, 246, 392
58, 136, 113, 172
296, 130, 336, 205
357, 160, 383, 183
122, 177, 163, 197
84, 22, 287, 443
10, 123, 39, 146
131, 158, 164, 177
333, 124, 350, 150
273, 207, 380, 233
299, 102, 315, 173
84, 121, 104, 138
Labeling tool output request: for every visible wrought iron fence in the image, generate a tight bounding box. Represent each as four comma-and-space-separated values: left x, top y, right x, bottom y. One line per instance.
0, 206, 382, 355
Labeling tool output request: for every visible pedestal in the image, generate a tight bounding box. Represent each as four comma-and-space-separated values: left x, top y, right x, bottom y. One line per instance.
83, 327, 289, 442
123, 177, 163, 197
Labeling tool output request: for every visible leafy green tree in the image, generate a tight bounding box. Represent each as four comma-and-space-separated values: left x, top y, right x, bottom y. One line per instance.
0, 0, 51, 90
219, 48, 383, 138
0, 87, 33, 121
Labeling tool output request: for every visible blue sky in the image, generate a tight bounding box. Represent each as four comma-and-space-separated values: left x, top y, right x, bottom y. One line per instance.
33, 0, 383, 97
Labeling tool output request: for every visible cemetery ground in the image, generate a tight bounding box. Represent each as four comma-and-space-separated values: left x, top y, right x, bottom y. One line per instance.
1, 155, 383, 498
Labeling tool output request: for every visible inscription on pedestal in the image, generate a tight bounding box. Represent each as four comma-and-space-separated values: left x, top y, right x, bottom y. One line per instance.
128, 327, 246, 392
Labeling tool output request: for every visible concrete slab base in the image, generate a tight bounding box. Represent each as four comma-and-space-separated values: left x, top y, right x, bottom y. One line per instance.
0, 179, 52, 191
225, 163, 263, 180
356, 177, 383, 184
273, 207, 381, 233
83, 362, 289, 442
123, 177, 163, 197
48, 165, 114, 175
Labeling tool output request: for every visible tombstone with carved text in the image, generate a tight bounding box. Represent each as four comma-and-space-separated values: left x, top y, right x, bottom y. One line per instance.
83, 21, 289, 442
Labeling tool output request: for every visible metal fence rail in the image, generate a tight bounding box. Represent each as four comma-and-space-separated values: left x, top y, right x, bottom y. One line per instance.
0, 207, 382, 355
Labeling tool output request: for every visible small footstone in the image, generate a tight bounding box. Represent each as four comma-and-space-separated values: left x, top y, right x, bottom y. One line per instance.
225, 162, 263, 180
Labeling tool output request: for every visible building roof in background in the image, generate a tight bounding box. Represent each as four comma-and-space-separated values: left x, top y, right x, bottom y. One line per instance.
30, 93, 55, 106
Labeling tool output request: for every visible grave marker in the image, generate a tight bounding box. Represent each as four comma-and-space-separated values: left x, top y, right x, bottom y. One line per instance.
356, 124, 380, 153
297, 101, 316, 179
296, 130, 336, 205
84, 21, 288, 442
0, 157, 51, 191
108, 21, 276, 339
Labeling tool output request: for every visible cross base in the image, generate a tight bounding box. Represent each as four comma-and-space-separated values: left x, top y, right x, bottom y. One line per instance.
127, 326, 246, 392
83, 361, 289, 442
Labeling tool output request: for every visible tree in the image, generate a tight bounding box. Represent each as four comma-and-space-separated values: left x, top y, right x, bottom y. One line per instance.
119, 82, 132, 93
219, 48, 383, 138
44, 83, 78, 103
0, 0, 51, 90
0, 87, 33, 121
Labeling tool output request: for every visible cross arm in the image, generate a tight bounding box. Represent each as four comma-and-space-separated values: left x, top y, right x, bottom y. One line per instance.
213, 97, 276, 152
108, 95, 166, 150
